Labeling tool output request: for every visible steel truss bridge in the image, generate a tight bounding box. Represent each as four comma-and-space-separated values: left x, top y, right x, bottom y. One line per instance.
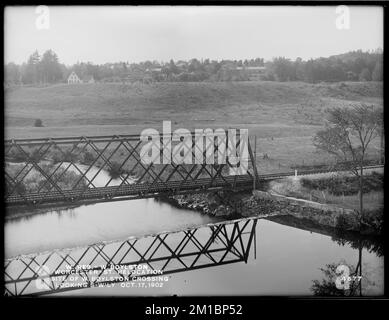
4, 217, 258, 296
6, 133, 383, 208
5, 133, 259, 208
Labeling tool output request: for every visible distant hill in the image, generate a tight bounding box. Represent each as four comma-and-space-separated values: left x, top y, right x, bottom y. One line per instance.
329, 49, 383, 62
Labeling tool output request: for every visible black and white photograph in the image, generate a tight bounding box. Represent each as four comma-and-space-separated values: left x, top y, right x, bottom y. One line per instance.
3, 4, 385, 300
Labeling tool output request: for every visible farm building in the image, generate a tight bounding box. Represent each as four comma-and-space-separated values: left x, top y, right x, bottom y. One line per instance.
236, 66, 266, 81
67, 71, 82, 84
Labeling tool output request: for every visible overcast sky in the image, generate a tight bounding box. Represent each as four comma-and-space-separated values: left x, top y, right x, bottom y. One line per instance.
4, 6, 383, 65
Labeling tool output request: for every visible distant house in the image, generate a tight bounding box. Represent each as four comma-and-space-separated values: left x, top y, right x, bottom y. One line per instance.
67, 72, 95, 84
67, 71, 82, 84
148, 67, 162, 72
82, 75, 95, 84
236, 66, 266, 81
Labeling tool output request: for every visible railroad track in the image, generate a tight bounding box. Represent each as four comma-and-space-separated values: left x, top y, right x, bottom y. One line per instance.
5, 175, 254, 207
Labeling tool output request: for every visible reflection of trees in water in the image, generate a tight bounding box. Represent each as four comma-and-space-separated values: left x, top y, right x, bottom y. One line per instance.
7, 203, 82, 221
331, 228, 383, 257
267, 215, 383, 257
311, 234, 383, 296
311, 261, 361, 296
267, 215, 383, 296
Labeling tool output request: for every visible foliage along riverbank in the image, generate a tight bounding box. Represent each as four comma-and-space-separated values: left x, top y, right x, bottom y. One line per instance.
5, 162, 88, 194
5, 145, 223, 183
6, 203, 82, 221
162, 171, 383, 237
269, 171, 383, 232
5, 161, 87, 219
157, 188, 383, 263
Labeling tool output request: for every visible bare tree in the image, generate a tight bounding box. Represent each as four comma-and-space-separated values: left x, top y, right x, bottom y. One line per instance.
313, 104, 383, 224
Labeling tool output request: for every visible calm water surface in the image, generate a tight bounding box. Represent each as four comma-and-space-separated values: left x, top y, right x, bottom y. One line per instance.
5, 165, 384, 296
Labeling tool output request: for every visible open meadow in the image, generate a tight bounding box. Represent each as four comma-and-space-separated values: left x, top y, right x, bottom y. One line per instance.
5, 80, 383, 173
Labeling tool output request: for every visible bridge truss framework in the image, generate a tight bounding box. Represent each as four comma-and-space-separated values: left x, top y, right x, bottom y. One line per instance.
4, 217, 258, 296
5, 133, 259, 208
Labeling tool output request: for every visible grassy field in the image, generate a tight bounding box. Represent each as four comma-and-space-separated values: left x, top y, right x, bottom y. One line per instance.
5, 80, 383, 173
269, 171, 384, 212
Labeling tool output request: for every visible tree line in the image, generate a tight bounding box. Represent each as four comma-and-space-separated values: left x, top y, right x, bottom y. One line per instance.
6, 50, 64, 85
4, 49, 383, 86
267, 50, 383, 82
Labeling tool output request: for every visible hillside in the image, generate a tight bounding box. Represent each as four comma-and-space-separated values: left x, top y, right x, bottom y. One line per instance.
329, 50, 383, 63
5, 81, 382, 128
5, 81, 383, 172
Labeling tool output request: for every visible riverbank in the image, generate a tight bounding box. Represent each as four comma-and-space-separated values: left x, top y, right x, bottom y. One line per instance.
6, 203, 82, 221
164, 185, 382, 236
6, 156, 383, 237
251, 190, 381, 235
6, 162, 88, 193
157, 192, 240, 218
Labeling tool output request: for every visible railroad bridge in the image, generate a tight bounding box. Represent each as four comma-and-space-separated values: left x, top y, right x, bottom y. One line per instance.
5, 132, 259, 208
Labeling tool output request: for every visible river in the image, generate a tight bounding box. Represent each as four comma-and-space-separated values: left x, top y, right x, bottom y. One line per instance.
4, 163, 384, 296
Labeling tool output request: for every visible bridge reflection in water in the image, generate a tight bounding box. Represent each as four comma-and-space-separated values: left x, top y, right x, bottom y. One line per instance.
5, 217, 258, 296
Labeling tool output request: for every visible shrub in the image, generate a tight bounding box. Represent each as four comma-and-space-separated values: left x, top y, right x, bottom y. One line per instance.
13, 182, 27, 195
82, 151, 95, 164
30, 148, 42, 162
335, 214, 352, 230
52, 151, 64, 164
51, 148, 79, 163
34, 119, 44, 127
63, 150, 77, 162
107, 161, 124, 179
301, 173, 383, 196
7, 148, 27, 162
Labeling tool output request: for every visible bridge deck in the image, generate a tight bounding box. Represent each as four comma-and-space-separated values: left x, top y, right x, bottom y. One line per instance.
6, 175, 254, 207
6, 164, 383, 207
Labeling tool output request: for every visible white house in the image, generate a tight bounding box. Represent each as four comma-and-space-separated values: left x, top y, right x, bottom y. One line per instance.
67, 71, 82, 84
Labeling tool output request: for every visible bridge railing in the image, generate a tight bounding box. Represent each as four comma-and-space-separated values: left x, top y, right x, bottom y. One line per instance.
5, 133, 258, 207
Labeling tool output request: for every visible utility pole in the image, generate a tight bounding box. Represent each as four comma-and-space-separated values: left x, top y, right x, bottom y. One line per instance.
253, 135, 257, 190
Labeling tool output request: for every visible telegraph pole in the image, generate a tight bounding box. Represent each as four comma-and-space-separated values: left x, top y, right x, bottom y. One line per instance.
253, 135, 257, 190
